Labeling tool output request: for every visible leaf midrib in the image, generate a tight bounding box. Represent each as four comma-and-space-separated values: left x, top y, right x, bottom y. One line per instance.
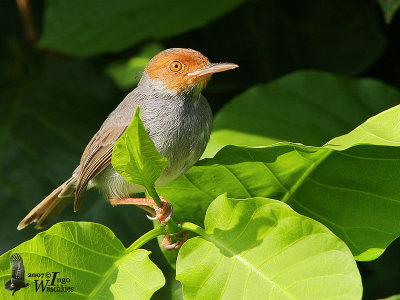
281, 148, 332, 203
88, 250, 140, 299
201, 234, 297, 300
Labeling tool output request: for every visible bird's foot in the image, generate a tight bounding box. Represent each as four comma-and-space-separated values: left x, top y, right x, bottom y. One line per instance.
109, 196, 173, 224
146, 196, 173, 224
161, 231, 189, 250
109, 197, 187, 249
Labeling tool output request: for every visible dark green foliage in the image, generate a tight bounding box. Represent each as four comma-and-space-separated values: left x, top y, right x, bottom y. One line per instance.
38, 0, 246, 56
378, 0, 400, 23
1, 0, 400, 299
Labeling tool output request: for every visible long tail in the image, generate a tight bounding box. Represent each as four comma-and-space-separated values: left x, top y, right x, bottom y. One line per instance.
17, 177, 76, 230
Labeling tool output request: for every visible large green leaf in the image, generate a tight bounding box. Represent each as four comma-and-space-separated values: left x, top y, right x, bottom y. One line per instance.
203, 71, 400, 158
38, 0, 246, 56
160, 104, 400, 261
177, 195, 362, 299
0, 222, 165, 299
326, 104, 400, 150
377, 0, 400, 23
106, 42, 164, 90
112, 107, 168, 193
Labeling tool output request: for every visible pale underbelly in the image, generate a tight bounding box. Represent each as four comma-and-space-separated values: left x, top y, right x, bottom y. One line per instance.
90, 161, 189, 199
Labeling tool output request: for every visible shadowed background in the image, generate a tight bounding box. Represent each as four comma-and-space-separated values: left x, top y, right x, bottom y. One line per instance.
1, 0, 400, 298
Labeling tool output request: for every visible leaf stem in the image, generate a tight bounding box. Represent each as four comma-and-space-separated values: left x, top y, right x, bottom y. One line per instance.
147, 185, 179, 237
181, 222, 207, 236
127, 222, 207, 253
127, 226, 165, 252
147, 185, 163, 208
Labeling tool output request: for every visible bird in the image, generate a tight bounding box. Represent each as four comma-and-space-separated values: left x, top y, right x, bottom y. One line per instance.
17, 48, 238, 231
4, 253, 30, 296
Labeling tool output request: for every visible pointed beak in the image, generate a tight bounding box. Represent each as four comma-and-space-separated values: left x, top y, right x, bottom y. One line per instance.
187, 63, 239, 77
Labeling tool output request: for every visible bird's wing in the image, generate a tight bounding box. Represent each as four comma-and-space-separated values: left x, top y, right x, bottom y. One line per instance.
4, 280, 12, 290
10, 253, 25, 280
74, 124, 127, 210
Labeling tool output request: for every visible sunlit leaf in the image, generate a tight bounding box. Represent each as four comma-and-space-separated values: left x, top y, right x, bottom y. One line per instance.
326, 104, 400, 149
160, 104, 400, 261
112, 107, 167, 192
203, 71, 400, 158
177, 195, 362, 299
0, 222, 165, 299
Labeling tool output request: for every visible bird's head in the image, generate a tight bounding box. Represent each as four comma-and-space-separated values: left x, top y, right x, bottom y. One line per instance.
140, 48, 238, 96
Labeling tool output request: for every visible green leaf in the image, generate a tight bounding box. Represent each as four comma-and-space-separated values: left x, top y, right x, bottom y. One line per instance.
177, 195, 362, 299
38, 0, 246, 56
106, 42, 164, 90
0, 222, 165, 299
160, 104, 400, 261
112, 107, 167, 192
203, 71, 400, 158
377, 0, 400, 23
326, 103, 400, 150
380, 296, 400, 300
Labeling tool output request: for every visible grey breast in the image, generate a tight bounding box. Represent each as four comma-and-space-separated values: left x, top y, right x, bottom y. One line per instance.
140, 93, 213, 185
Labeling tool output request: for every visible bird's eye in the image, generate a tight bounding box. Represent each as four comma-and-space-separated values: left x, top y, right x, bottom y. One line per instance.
169, 61, 183, 72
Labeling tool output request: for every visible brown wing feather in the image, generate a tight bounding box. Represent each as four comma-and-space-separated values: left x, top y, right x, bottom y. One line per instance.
74, 125, 127, 211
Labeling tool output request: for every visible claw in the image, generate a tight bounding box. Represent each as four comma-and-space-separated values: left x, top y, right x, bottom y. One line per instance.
146, 214, 158, 221
153, 197, 173, 224
161, 231, 189, 250
164, 241, 181, 250
163, 205, 173, 223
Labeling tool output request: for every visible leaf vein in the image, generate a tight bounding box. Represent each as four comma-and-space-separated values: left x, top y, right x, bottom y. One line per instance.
308, 177, 400, 204
220, 165, 252, 197
46, 233, 122, 259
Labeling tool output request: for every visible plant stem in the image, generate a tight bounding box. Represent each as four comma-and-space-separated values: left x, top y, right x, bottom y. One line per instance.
127, 226, 165, 252
147, 185, 163, 208
165, 218, 179, 237
147, 185, 179, 239
127, 222, 207, 253
181, 222, 207, 236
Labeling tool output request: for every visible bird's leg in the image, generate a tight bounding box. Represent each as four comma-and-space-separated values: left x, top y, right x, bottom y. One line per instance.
109, 198, 156, 215
109, 196, 173, 224
108, 196, 189, 250
109, 196, 187, 250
